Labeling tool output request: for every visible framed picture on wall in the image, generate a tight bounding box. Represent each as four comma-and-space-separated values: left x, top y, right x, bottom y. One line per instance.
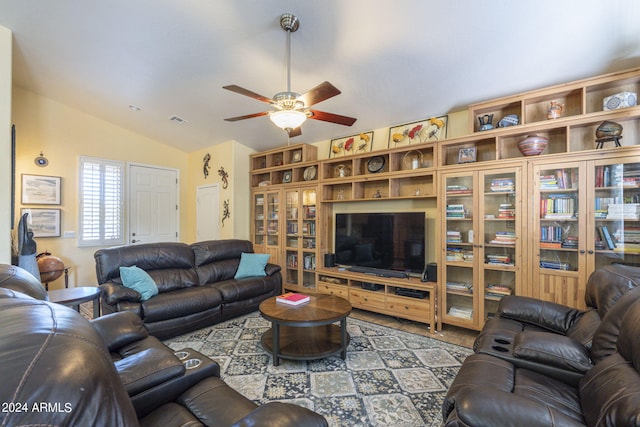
21, 174, 61, 205
20, 208, 61, 238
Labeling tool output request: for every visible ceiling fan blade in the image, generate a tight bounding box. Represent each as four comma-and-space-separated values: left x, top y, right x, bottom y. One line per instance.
223, 85, 274, 104
224, 111, 270, 122
287, 127, 302, 137
297, 81, 341, 107
307, 109, 357, 126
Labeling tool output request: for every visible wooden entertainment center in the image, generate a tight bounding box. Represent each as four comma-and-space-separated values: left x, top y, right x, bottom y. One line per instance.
250, 67, 640, 332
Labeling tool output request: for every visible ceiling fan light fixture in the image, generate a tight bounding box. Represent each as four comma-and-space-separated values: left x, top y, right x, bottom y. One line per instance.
269, 109, 306, 130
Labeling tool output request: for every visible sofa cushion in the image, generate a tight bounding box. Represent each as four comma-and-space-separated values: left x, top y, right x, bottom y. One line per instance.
191, 239, 254, 267
120, 266, 159, 301
234, 252, 270, 279
210, 276, 277, 303
141, 286, 222, 323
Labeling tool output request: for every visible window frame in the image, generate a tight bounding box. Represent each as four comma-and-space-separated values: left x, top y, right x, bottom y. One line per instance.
78, 156, 125, 247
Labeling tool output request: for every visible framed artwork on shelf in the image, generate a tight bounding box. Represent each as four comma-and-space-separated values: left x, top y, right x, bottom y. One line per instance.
458, 147, 477, 164
21, 174, 61, 205
20, 208, 61, 238
388, 115, 448, 147
329, 131, 374, 158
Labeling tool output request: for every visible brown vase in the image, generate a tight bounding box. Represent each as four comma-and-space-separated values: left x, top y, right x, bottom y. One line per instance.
518, 134, 549, 156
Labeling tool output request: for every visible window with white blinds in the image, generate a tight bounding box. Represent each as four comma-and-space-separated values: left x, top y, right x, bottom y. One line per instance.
79, 156, 125, 247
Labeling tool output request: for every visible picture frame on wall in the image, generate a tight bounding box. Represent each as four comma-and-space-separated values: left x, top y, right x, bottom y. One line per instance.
21, 174, 61, 205
458, 147, 477, 164
20, 208, 61, 238
388, 115, 448, 148
329, 131, 374, 158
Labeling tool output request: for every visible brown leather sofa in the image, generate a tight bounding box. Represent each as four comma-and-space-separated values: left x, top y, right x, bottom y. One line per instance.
473, 263, 640, 384
443, 264, 640, 426
95, 239, 281, 339
0, 265, 327, 427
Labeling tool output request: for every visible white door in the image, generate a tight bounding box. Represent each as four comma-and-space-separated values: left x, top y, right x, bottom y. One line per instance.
196, 184, 220, 241
129, 164, 179, 244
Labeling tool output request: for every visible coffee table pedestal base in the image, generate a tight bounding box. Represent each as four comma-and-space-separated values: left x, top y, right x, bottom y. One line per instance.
262, 322, 350, 366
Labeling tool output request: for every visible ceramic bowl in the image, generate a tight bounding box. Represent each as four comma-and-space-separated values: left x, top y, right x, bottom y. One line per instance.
518, 134, 549, 156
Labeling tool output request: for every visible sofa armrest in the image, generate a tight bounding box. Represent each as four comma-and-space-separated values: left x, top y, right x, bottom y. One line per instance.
265, 263, 281, 276
91, 311, 148, 351
100, 282, 142, 305
498, 295, 583, 334
513, 331, 592, 374
231, 402, 328, 427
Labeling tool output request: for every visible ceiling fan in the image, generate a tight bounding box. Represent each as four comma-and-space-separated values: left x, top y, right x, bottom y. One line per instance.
223, 13, 357, 137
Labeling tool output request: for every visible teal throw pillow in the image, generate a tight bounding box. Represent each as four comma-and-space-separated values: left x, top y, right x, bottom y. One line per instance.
234, 252, 270, 279
119, 265, 159, 301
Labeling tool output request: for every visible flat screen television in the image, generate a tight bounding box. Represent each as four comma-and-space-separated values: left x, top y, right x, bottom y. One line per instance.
334, 212, 425, 276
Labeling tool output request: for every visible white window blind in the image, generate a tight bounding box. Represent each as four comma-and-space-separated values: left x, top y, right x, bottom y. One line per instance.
79, 157, 124, 247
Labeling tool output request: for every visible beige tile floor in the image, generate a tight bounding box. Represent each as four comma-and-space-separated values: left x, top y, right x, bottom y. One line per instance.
350, 308, 478, 348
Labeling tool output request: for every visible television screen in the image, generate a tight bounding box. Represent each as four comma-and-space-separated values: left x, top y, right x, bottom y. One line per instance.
334, 212, 425, 275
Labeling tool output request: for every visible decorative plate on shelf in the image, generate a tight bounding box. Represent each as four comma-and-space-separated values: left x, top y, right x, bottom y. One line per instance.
367, 156, 385, 173
303, 165, 317, 181
282, 170, 292, 183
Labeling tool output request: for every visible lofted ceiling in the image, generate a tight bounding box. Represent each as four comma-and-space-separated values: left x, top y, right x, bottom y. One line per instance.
2, 1, 640, 153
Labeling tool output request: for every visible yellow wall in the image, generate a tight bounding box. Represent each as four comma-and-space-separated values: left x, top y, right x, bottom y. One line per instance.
0, 27, 12, 262
184, 140, 253, 242
12, 87, 191, 287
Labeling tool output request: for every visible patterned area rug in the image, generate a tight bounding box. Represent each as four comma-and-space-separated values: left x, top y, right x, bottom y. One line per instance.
165, 312, 472, 427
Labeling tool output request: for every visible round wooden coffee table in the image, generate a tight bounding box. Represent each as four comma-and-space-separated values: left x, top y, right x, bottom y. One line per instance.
259, 293, 352, 366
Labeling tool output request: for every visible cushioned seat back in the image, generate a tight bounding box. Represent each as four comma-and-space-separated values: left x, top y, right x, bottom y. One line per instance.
584, 263, 640, 317
192, 240, 253, 284
590, 285, 640, 363
95, 242, 198, 292
580, 297, 640, 427
0, 264, 49, 301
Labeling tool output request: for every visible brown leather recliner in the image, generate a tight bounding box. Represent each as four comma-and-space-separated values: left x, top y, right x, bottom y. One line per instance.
0, 268, 327, 427
443, 266, 640, 427
473, 263, 640, 384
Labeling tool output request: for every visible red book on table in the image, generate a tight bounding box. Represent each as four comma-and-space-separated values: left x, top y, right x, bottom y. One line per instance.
276, 292, 310, 306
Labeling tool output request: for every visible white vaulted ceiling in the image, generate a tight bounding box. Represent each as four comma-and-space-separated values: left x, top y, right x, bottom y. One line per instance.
1, 0, 640, 152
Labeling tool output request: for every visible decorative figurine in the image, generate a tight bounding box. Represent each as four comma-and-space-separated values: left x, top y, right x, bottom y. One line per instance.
203, 153, 211, 179
595, 120, 623, 149
222, 199, 230, 227
547, 101, 564, 119
17, 212, 40, 281
478, 114, 494, 131
218, 166, 229, 189
497, 114, 520, 128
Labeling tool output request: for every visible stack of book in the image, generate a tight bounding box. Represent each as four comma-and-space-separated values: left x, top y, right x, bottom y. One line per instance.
446, 281, 473, 294
561, 236, 579, 249
539, 175, 559, 189
541, 195, 576, 219
446, 247, 473, 262
597, 226, 616, 249
490, 178, 515, 192
486, 254, 513, 265
489, 231, 516, 246
446, 204, 466, 218
446, 184, 472, 195
276, 292, 310, 306
446, 230, 462, 243
497, 203, 515, 219
486, 284, 512, 298
448, 306, 473, 319
606, 203, 640, 220
540, 260, 571, 270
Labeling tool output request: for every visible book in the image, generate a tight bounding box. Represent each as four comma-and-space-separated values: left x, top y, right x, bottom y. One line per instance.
276, 292, 310, 306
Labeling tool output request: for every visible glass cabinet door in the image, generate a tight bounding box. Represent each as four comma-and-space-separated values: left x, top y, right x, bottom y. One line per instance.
590, 158, 640, 271
442, 172, 478, 328
265, 190, 281, 265
283, 186, 318, 291
533, 161, 585, 308
480, 168, 520, 321
252, 192, 266, 247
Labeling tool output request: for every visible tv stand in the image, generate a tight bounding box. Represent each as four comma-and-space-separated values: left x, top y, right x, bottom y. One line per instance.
314, 267, 438, 333
347, 266, 409, 279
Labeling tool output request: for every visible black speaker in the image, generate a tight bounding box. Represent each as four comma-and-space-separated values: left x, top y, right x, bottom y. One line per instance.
423, 262, 437, 282
324, 253, 336, 268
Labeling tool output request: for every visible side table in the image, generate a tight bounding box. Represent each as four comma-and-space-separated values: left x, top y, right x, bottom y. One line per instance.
48, 286, 102, 319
